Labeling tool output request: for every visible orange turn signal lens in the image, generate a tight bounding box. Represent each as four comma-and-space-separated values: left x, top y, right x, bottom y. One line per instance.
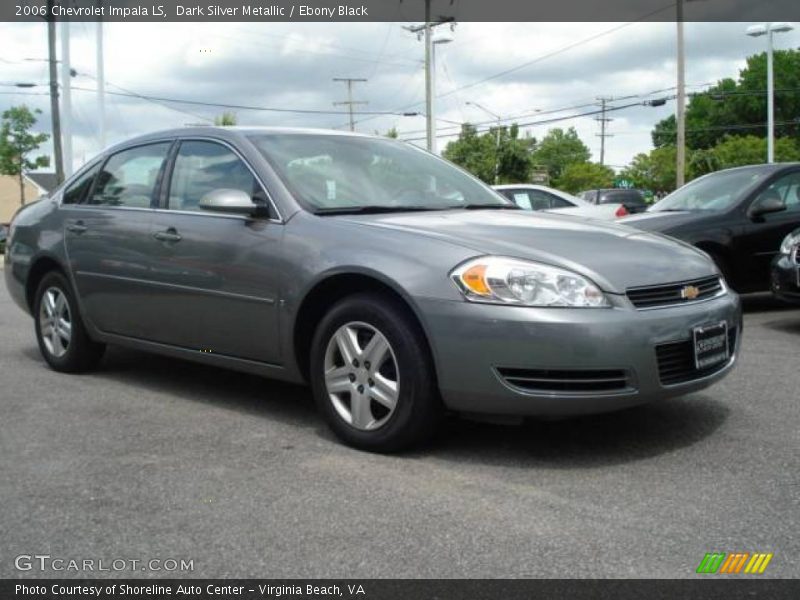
461, 264, 491, 296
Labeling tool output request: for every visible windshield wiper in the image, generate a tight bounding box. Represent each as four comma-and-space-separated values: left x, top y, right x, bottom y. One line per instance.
313, 205, 442, 216
456, 203, 521, 210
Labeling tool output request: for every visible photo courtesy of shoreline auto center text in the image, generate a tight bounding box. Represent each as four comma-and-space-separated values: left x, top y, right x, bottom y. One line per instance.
1, 1, 800, 599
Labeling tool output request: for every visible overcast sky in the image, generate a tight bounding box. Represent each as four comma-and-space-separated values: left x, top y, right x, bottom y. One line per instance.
2, 20, 799, 174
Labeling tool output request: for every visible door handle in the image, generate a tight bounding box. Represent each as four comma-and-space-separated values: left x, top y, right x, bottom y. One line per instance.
152, 229, 182, 243
66, 221, 87, 234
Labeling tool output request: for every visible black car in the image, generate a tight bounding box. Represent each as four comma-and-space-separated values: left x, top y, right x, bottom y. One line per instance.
624, 163, 800, 293
580, 188, 648, 214
771, 228, 800, 302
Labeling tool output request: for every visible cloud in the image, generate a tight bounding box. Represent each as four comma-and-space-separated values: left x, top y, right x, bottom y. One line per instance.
1, 20, 797, 173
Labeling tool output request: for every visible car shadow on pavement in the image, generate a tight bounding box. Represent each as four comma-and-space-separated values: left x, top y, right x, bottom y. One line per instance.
21, 345, 730, 466
424, 395, 730, 468
23, 344, 319, 427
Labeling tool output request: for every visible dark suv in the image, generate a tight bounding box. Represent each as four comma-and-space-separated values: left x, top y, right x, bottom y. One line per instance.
580, 189, 648, 214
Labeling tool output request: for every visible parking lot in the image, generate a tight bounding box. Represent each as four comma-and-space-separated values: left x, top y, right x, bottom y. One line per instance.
1, 278, 799, 579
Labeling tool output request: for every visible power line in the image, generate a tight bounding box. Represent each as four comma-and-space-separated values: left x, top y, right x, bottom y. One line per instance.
65, 84, 418, 117
350, 9, 678, 130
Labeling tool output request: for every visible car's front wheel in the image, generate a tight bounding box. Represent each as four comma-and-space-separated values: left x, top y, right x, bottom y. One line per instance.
34, 271, 105, 372
310, 293, 442, 452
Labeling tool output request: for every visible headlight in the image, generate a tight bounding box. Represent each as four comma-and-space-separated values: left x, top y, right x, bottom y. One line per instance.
780, 231, 800, 255
450, 256, 610, 307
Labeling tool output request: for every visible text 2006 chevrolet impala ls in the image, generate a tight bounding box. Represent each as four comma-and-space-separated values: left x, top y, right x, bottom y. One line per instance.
4, 128, 742, 451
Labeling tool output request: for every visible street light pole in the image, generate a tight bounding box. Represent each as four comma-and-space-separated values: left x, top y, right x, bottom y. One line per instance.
747, 22, 794, 164
467, 101, 502, 184
676, 0, 686, 188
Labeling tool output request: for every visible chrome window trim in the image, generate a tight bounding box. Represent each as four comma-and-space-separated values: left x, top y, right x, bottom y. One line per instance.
57, 136, 284, 224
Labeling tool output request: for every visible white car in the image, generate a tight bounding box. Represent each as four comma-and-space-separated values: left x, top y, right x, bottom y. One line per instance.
494, 184, 628, 220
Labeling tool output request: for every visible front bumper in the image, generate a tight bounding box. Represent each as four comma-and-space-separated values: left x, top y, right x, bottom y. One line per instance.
771, 254, 800, 303
418, 292, 742, 417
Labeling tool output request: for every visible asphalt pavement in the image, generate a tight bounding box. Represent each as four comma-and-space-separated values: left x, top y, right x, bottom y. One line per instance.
1, 277, 799, 578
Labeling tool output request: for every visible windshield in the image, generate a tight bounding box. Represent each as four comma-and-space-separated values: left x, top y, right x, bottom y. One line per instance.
650, 167, 767, 212
248, 134, 512, 212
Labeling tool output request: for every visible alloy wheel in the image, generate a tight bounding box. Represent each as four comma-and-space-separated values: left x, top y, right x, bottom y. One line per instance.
39, 287, 72, 358
323, 321, 400, 431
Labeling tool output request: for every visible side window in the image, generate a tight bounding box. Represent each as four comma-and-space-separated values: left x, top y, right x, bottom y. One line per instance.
88, 143, 170, 208
756, 172, 800, 213
168, 141, 261, 213
528, 190, 554, 210
548, 195, 572, 209
62, 163, 100, 205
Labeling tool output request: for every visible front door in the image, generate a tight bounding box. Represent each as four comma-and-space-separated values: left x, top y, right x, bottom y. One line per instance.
63, 141, 172, 339
736, 170, 800, 290
146, 139, 283, 364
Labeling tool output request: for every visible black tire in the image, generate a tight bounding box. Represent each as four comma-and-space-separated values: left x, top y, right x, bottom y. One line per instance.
33, 271, 105, 373
309, 293, 443, 452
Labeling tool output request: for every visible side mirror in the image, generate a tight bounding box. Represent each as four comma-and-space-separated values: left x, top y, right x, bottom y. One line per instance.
750, 194, 786, 218
198, 189, 257, 215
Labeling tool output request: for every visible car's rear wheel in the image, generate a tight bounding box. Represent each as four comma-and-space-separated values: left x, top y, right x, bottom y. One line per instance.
34, 271, 105, 372
310, 293, 442, 452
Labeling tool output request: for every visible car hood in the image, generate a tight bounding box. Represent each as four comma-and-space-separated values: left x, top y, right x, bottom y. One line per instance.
621, 210, 708, 232
335, 210, 716, 294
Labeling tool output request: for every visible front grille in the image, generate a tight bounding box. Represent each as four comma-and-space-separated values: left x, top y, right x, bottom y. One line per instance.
656, 326, 737, 385
627, 276, 723, 309
496, 368, 630, 393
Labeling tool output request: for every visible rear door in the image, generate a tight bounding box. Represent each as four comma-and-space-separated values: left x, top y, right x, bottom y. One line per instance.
146, 139, 283, 363
62, 141, 172, 338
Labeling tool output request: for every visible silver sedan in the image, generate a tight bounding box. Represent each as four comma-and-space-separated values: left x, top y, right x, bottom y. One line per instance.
4, 127, 741, 451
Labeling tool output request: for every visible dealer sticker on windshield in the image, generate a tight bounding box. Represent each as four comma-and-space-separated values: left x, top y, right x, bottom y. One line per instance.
693, 321, 729, 370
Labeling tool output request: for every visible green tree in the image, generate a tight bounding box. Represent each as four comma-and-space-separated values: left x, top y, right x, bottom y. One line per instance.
555, 162, 614, 194
653, 49, 800, 150
619, 146, 678, 193
699, 135, 800, 174
442, 123, 536, 184
531, 127, 591, 181
214, 111, 237, 126
384, 127, 398, 139
0, 105, 50, 206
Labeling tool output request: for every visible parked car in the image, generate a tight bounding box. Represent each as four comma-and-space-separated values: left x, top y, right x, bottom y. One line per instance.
771, 228, 800, 302
4, 127, 741, 452
579, 188, 649, 214
0, 224, 7, 254
494, 184, 628, 219
624, 163, 800, 293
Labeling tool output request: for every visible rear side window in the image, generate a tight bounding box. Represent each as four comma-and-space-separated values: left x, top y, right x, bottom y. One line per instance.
88, 142, 171, 208
167, 141, 262, 213
62, 163, 100, 205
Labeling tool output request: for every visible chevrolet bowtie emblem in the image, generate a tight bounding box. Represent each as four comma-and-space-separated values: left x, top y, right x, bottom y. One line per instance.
681, 285, 700, 300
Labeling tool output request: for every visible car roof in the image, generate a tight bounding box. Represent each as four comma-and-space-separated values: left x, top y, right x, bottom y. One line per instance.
100, 126, 375, 155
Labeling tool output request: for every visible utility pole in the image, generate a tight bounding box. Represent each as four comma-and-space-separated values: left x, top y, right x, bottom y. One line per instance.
424, 0, 432, 152
60, 20, 73, 177
404, 4, 455, 153
676, 0, 686, 187
97, 0, 106, 150
332, 78, 368, 132
46, 0, 64, 184
595, 97, 614, 166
